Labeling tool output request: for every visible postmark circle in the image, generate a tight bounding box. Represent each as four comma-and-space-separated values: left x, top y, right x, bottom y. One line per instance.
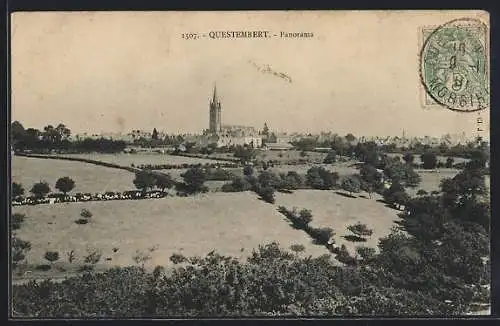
420, 18, 489, 112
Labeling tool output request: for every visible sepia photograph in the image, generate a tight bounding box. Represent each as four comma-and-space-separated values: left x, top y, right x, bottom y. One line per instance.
9, 10, 491, 318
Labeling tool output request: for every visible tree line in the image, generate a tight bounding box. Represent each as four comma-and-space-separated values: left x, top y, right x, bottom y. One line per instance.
11, 121, 127, 153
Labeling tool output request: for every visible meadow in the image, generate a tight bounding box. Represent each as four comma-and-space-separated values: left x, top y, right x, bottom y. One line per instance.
12, 156, 136, 194
13, 192, 331, 272
60, 153, 229, 167
274, 190, 401, 254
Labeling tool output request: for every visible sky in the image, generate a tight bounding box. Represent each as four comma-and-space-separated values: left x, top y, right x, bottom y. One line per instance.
11, 10, 490, 139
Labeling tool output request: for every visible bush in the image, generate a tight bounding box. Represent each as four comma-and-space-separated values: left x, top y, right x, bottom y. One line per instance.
12, 213, 26, 230
290, 244, 306, 254
170, 253, 187, 264
84, 248, 102, 266
80, 209, 93, 219
258, 186, 275, 204
421, 152, 438, 169
11, 241, 464, 317
30, 181, 50, 199
309, 227, 335, 245
323, 150, 337, 164
12, 182, 25, 199
206, 168, 234, 181
306, 167, 339, 190
335, 245, 357, 266
180, 167, 208, 194
12, 236, 31, 268
44, 251, 60, 265
341, 175, 361, 196
347, 222, 373, 241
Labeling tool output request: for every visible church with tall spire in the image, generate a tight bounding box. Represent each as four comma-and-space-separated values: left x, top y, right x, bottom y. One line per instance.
209, 84, 222, 134
199, 83, 262, 148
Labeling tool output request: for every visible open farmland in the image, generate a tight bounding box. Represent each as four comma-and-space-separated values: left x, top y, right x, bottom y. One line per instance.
274, 190, 402, 255
12, 156, 135, 194
61, 153, 229, 167
386, 153, 470, 165
13, 192, 330, 271
200, 150, 327, 164
265, 162, 358, 177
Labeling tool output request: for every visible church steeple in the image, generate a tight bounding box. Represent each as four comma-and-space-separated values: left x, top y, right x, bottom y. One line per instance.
212, 83, 218, 104
209, 83, 222, 134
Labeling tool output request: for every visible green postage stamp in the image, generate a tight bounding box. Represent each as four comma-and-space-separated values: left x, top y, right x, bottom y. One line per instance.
420, 18, 489, 112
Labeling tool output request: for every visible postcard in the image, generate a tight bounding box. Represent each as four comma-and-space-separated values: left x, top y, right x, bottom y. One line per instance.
10, 10, 491, 318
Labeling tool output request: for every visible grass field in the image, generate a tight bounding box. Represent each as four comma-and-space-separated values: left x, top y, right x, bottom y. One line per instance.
12, 192, 331, 271
204, 150, 327, 164
12, 156, 136, 194
60, 153, 229, 166
274, 190, 401, 255
386, 153, 469, 165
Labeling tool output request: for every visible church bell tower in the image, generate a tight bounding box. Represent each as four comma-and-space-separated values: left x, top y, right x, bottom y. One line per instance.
209, 83, 222, 134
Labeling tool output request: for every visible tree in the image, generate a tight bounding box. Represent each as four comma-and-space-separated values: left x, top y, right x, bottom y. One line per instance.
55, 123, 71, 141
383, 181, 409, 210
403, 152, 415, 165
262, 123, 269, 137
44, 251, 60, 267
258, 186, 275, 204
133, 170, 156, 192
384, 160, 406, 183
323, 150, 337, 164
306, 167, 339, 190
12, 236, 31, 269
354, 141, 380, 166
152, 128, 159, 140
345, 133, 356, 143
234, 146, 256, 164
416, 189, 428, 196
445, 157, 454, 168
155, 174, 174, 192
243, 165, 254, 177
11, 121, 26, 149
257, 171, 283, 189
180, 167, 208, 194
30, 181, 50, 199
282, 171, 304, 190
55, 177, 75, 195
298, 209, 313, 226
341, 175, 361, 197
359, 164, 382, 197
12, 213, 26, 230
404, 167, 422, 188
347, 222, 373, 241
12, 182, 25, 199
355, 246, 376, 263
421, 152, 438, 169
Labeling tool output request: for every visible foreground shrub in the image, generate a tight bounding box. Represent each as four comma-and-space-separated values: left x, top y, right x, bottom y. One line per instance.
12, 242, 458, 317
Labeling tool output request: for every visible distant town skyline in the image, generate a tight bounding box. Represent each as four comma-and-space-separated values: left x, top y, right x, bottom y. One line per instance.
11, 11, 490, 140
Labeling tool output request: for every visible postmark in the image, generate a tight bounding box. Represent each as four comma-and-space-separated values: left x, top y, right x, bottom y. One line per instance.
420, 18, 489, 112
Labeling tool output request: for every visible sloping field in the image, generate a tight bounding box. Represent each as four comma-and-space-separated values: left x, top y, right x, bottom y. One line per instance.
61, 153, 228, 166
13, 192, 330, 269
274, 190, 401, 254
406, 169, 460, 196
266, 162, 358, 177
12, 156, 135, 194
